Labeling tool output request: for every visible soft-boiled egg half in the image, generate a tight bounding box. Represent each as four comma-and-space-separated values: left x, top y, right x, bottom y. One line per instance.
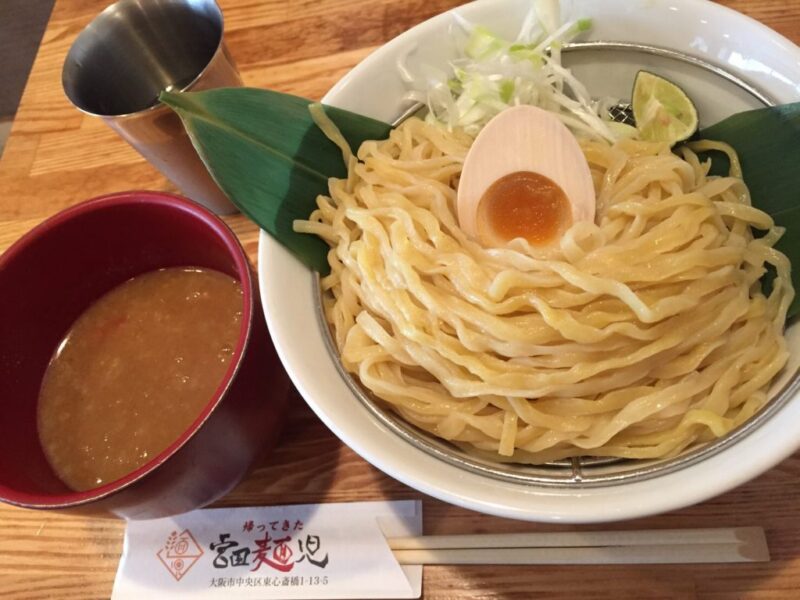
457, 105, 596, 248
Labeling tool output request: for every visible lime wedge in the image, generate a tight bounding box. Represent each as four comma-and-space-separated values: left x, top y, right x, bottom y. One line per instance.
632, 71, 698, 144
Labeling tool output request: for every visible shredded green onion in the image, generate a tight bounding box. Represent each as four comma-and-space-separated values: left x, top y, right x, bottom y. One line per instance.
401, 1, 623, 142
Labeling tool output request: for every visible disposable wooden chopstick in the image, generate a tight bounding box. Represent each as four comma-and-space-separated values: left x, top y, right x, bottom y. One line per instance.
387, 527, 769, 565
388, 527, 762, 549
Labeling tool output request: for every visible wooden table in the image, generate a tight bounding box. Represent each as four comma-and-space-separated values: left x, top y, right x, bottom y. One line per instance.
1, 1, 799, 598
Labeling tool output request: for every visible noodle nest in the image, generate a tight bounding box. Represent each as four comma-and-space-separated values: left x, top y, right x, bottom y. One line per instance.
295, 117, 793, 464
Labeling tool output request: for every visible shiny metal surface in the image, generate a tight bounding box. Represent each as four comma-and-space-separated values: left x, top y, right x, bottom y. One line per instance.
318, 42, 798, 488
62, 0, 242, 214
63, 0, 226, 117
563, 41, 777, 107
389, 41, 777, 129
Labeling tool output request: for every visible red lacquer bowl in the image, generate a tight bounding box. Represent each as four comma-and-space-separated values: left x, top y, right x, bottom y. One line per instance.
0, 191, 289, 519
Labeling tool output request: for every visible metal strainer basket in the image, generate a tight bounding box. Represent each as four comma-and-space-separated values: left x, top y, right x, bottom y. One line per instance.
316, 275, 800, 487
314, 42, 799, 488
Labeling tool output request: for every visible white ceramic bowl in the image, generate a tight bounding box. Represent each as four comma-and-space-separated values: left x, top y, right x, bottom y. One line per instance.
259, 0, 800, 522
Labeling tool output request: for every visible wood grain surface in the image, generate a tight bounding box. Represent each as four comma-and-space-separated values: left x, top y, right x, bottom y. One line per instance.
1, 1, 799, 598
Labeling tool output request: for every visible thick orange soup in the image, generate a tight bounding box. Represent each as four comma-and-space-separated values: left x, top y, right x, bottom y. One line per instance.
37, 267, 243, 491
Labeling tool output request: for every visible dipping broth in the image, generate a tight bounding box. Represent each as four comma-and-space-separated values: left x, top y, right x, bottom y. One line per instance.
37, 267, 243, 491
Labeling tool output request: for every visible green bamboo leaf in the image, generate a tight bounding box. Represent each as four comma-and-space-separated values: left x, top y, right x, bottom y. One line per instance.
162, 87, 797, 317
696, 102, 800, 318
159, 88, 392, 273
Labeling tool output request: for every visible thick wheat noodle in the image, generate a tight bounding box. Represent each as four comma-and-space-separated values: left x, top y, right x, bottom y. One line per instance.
294, 116, 794, 463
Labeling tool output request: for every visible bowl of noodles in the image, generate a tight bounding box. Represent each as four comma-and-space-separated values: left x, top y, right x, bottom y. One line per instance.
259, 0, 800, 522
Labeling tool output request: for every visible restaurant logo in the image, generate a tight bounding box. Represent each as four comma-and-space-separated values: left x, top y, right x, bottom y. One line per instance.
157, 529, 204, 581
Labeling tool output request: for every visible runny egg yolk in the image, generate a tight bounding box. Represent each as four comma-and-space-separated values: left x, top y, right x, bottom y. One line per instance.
476, 171, 573, 246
